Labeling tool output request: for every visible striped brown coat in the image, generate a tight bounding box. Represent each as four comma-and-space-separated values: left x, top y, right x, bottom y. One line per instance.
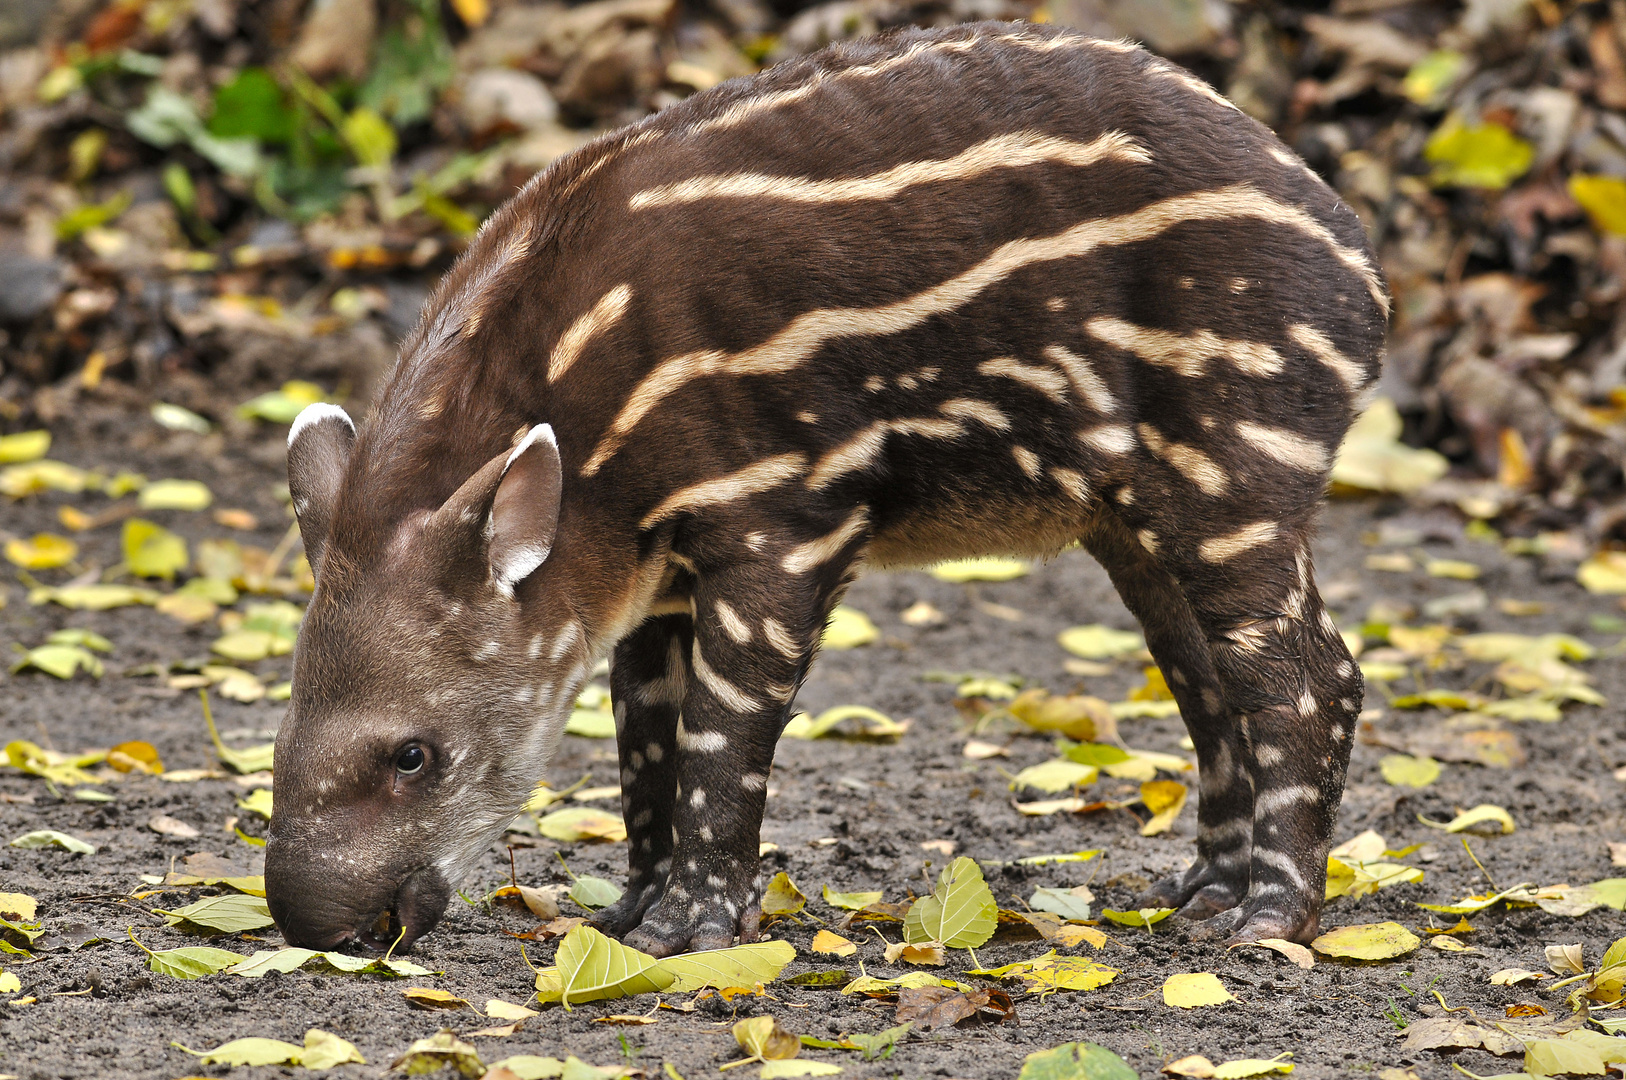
266, 21, 1387, 956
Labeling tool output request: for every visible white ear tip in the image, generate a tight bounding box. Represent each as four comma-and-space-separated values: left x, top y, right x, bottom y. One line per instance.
288, 402, 355, 447
503, 423, 557, 474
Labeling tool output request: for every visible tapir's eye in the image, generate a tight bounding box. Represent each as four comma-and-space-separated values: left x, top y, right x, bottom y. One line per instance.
395, 744, 426, 776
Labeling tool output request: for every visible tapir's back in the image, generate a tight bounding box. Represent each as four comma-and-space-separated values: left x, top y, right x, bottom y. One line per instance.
359, 20, 1386, 568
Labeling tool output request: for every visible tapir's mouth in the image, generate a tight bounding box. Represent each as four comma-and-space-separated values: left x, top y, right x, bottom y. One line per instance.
350, 865, 451, 953
267, 856, 451, 954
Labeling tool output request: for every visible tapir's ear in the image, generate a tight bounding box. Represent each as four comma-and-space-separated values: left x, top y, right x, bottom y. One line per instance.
287, 403, 356, 574
487, 425, 562, 598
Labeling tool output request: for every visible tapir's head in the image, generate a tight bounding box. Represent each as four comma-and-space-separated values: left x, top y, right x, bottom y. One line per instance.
266, 404, 585, 951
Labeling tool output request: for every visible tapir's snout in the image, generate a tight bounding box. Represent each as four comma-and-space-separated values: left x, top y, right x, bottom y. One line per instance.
265, 835, 451, 953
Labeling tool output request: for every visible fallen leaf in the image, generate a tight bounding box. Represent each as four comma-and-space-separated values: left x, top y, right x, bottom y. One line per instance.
1101, 908, 1174, 930
537, 807, 626, 843
884, 940, 945, 966
962, 740, 1008, 759
9, 829, 96, 855
1163, 972, 1235, 1008
1140, 780, 1187, 836
1424, 113, 1533, 189
175, 1036, 303, 1067
568, 875, 622, 910
821, 886, 882, 911
123, 518, 188, 579
904, 857, 998, 950
811, 930, 856, 957
761, 872, 806, 917
404, 986, 471, 1010
732, 1015, 800, 1063
133, 935, 246, 979
1331, 399, 1450, 494
4, 533, 77, 569
1233, 938, 1314, 969
821, 606, 877, 649
1380, 754, 1441, 788
930, 557, 1028, 582
1491, 968, 1547, 985
760, 1063, 842, 1079
148, 815, 200, 838
11, 644, 103, 679
781, 705, 907, 740
108, 740, 162, 774
138, 478, 213, 511
1011, 759, 1099, 795
298, 1029, 365, 1069
1029, 887, 1092, 923
1310, 922, 1420, 960
155, 893, 275, 934
1579, 550, 1626, 594
1017, 1041, 1137, 1080
896, 984, 1014, 1030
389, 1030, 484, 1078
654, 939, 795, 992
1057, 625, 1144, 660
1419, 804, 1516, 834
0, 430, 49, 464
1009, 690, 1112, 741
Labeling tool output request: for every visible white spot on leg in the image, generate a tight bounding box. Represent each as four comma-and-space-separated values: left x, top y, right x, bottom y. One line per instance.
690, 788, 706, 808
674, 719, 729, 753
691, 639, 761, 712
714, 601, 753, 644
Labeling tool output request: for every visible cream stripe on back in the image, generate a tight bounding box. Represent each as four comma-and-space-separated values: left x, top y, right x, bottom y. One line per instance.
549, 284, 633, 383
583, 182, 1384, 475
639, 452, 807, 528
629, 131, 1151, 210
1084, 316, 1284, 377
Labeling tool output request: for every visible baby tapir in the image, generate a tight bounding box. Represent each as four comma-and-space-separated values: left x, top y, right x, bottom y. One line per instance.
265, 19, 1387, 956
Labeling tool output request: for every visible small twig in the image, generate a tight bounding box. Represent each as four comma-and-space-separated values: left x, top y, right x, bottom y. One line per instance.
1461, 836, 1497, 890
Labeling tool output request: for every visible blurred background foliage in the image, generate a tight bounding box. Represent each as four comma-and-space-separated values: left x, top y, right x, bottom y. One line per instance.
4, 0, 1626, 543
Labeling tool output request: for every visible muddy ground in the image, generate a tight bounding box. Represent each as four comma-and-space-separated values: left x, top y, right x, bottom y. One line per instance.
0, 410, 1624, 1080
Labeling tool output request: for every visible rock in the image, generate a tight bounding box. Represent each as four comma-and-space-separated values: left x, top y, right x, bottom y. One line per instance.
0, 249, 61, 322
455, 68, 558, 134
289, 0, 376, 82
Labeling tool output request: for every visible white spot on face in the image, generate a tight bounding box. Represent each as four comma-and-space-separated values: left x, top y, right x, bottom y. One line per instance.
1047, 296, 1066, 311
475, 640, 502, 662
864, 375, 886, 392
796, 411, 818, 424
1137, 529, 1158, 554
1012, 446, 1043, 479
741, 772, 767, 791
527, 632, 546, 659
550, 621, 584, 663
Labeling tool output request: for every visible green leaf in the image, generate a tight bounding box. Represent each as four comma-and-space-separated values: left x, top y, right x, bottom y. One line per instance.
654, 939, 796, 992
176, 1037, 303, 1067
1056, 625, 1143, 660
11, 644, 102, 679
55, 190, 132, 241
236, 789, 273, 819
143, 944, 247, 979
822, 885, 882, 911
1011, 760, 1098, 794
903, 857, 997, 949
1401, 49, 1467, 107
48, 629, 111, 653
548, 924, 673, 1007
138, 478, 213, 511
228, 948, 319, 977
123, 518, 188, 580
156, 893, 275, 934
1017, 1042, 1137, 1080
391, 1031, 484, 1077
760, 1063, 842, 1078
1424, 114, 1533, 189
1100, 907, 1174, 929
210, 68, 298, 143
10, 829, 96, 855
567, 875, 622, 910
1029, 887, 1092, 922
29, 583, 157, 610
564, 709, 616, 738
342, 107, 396, 169
237, 381, 328, 424
358, 1, 455, 126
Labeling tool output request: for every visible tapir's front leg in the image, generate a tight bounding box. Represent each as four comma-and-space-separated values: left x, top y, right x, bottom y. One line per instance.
591, 614, 691, 937
621, 516, 861, 956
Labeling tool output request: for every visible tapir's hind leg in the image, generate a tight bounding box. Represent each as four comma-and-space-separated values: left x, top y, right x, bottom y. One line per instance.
1170, 526, 1360, 945
1082, 511, 1254, 919
591, 613, 692, 937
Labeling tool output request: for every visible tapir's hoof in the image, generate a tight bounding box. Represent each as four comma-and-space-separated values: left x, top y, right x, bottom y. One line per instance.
1187, 896, 1319, 947
1139, 864, 1246, 919
589, 882, 664, 938
622, 898, 761, 958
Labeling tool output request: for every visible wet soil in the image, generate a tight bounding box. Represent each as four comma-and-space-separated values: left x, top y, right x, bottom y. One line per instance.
1, 414, 1624, 1080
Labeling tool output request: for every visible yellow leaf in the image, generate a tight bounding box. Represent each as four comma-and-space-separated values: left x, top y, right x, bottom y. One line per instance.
485, 999, 538, 1021
402, 986, 471, 1010
930, 557, 1028, 582
1579, 550, 1626, 594
0, 459, 88, 497
1425, 559, 1480, 580
1009, 689, 1111, 741
0, 430, 49, 464
1424, 114, 1533, 189
1057, 625, 1143, 659
1401, 49, 1466, 106
536, 807, 626, 843
781, 705, 906, 740
884, 940, 945, 965
0, 892, 38, 920
1162, 972, 1235, 1008
1011, 759, 1098, 795
1310, 922, 1420, 960
108, 740, 163, 774
1380, 754, 1440, 788
821, 606, 877, 650
1420, 804, 1515, 835
761, 872, 806, 917
447, 0, 488, 25
4, 533, 77, 570
123, 518, 188, 579
1570, 174, 1626, 235
1237, 938, 1314, 970
1140, 780, 1187, 836
732, 1015, 799, 1062
654, 939, 795, 992
1331, 399, 1449, 494
1213, 1054, 1295, 1079
138, 478, 212, 511
542, 925, 673, 1007
821, 885, 882, 911
811, 930, 856, 957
